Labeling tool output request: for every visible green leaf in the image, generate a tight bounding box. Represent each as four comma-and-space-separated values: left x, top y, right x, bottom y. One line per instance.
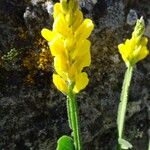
118, 138, 133, 149
56, 135, 75, 150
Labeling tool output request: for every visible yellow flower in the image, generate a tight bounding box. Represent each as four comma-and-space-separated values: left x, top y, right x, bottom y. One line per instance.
41, 0, 94, 94
118, 17, 149, 67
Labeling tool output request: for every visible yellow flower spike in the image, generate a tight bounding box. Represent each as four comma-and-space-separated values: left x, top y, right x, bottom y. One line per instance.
73, 72, 89, 93
53, 74, 68, 94
118, 17, 149, 67
41, 0, 94, 94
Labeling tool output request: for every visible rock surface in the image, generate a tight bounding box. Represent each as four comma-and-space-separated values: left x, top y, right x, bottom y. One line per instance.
0, 0, 150, 150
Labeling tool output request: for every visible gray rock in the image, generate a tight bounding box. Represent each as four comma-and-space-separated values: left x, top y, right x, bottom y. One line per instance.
145, 19, 150, 38
126, 9, 138, 26
96, 1, 125, 30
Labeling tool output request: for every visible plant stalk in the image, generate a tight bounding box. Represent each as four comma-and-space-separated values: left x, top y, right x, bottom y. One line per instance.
67, 85, 82, 150
117, 65, 133, 146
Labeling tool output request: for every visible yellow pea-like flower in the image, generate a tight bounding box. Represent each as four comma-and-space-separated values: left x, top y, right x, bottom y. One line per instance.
73, 72, 89, 93
72, 10, 83, 31
53, 74, 68, 94
118, 17, 149, 67
41, 28, 57, 42
41, 0, 94, 94
75, 19, 94, 39
50, 37, 66, 56
53, 3, 62, 19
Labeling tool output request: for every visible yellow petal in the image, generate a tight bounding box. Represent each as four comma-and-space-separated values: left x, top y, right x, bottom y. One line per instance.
73, 43, 91, 72
50, 37, 66, 56
130, 38, 137, 50
41, 28, 55, 42
75, 19, 94, 39
69, 39, 91, 73
73, 72, 89, 93
53, 14, 72, 37
141, 37, 148, 46
72, 39, 91, 59
72, 10, 83, 31
118, 43, 128, 58
55, 67, 68, 81
53, 3, 62, 19
68, 65, 77, 80
118, 43, 125, 52
64, 38, 75, 51
118, 40, 133, 65
135, 46, 149, 62
53, 74, 68, 94
54, 56, 68, 74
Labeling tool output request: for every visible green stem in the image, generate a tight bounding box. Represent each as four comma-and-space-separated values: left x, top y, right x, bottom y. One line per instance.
67, 85, 82, 150
117, 65, 133, 145
148, 138, 150, 150
67, 97, 72, 129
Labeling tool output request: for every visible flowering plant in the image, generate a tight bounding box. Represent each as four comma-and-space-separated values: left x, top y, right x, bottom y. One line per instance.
117, 17, 149, 150
41, 0, 94, 149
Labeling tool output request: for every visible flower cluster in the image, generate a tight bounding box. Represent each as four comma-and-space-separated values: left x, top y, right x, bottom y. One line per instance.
41, 0, 94, 94
118, 17, 149, 67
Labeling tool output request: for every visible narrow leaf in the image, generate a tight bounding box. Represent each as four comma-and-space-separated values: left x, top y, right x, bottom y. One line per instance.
119, 138, 133, 149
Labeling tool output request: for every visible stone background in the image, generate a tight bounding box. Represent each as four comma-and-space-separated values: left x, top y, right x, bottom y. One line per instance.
0, 0, 150, 150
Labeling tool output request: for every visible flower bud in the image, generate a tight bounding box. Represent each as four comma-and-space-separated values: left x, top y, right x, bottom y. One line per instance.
60, 0, 78, 13
60, 0, 69, 13
68, 0, 78, 12
132, 16, 145, 39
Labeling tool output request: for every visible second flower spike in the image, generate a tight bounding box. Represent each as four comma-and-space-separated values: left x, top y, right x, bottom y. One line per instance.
118, 17, 149, 67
